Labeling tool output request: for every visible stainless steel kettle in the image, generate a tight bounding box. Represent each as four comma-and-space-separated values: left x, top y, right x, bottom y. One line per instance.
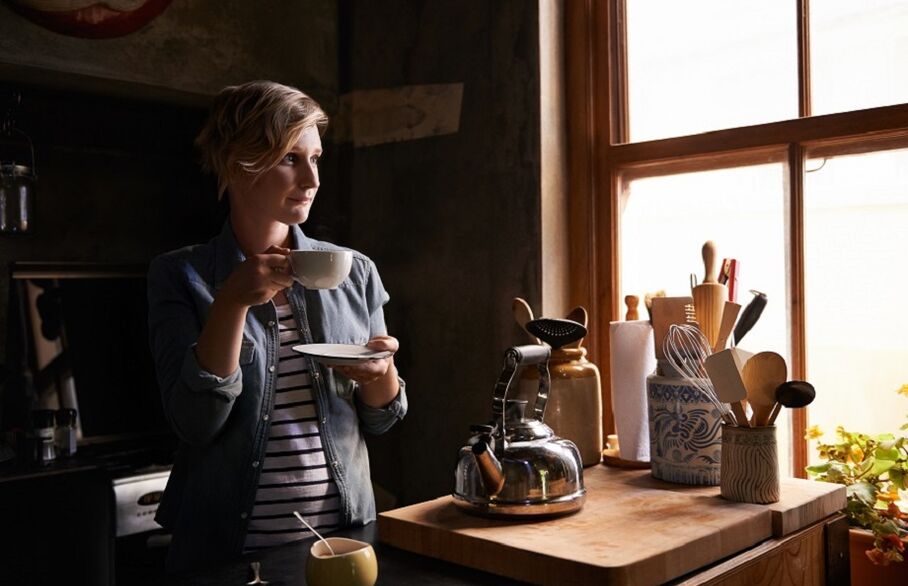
453, 345, 585, 517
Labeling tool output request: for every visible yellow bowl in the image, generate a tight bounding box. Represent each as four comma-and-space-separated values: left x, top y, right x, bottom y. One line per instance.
305, 537, 378, 586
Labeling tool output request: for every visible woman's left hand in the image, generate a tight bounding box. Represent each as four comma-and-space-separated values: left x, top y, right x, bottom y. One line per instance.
332, 335, 398, 385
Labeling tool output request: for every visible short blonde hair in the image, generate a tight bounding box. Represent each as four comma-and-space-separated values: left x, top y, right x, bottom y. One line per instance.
195, 80, 329, 198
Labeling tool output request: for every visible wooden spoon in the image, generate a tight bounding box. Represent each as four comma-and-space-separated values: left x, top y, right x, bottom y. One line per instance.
741, 351, 787, 426
512, 297, 540, 343
564, 306, 588, 348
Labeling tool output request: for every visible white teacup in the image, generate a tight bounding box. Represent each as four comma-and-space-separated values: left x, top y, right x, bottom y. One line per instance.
306, 537, 378, 586
289, 250, 353, 289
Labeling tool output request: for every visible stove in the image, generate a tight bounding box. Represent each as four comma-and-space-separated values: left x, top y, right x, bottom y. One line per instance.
112, 466, 170, 537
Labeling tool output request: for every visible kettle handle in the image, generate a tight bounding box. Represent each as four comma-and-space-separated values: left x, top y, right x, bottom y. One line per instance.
491, 345, 551, 445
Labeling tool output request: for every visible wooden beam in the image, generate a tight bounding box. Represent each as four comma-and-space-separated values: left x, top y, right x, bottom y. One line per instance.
609, 103, 908, 166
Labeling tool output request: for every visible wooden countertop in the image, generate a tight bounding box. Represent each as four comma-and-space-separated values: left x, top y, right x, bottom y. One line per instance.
378, 465, 845, 586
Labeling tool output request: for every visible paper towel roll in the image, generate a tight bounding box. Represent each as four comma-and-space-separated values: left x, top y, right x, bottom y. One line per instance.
609, 320, 657, 462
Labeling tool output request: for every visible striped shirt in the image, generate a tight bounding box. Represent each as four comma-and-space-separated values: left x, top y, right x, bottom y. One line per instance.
243, 303, 340, 551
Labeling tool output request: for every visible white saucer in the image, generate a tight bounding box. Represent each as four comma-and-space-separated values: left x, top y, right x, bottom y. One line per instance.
292, 343, 392, 366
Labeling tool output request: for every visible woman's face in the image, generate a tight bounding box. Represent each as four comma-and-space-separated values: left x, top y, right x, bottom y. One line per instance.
230, 126, 323, 226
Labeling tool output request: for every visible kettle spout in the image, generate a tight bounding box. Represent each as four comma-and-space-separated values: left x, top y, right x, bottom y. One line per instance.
471, 439, 505, 497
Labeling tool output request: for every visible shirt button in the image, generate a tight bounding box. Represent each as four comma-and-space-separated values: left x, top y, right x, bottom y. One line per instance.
252, 460, 260, 468
312, 371, 320, 380
240, 512, 248, 519
267, 320, 275, 327
331, 461, 339, 468
262, 414, 269, 422
268, 365, 275, 373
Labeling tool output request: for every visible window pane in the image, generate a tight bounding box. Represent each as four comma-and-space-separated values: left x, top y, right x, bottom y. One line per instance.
625, 0, 797, 142
804, 148, 908, 461
618, 164, 791, 473
811, 1, 908, 115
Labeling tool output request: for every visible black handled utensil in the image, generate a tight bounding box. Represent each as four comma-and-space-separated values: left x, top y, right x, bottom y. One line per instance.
766, 380, 816, 425
733, 289, 767, 346
525, 318, 587, 350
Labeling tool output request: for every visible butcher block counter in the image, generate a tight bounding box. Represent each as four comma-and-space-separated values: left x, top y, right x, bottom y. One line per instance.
378, 465, 849, 586
146, 465, 847, 586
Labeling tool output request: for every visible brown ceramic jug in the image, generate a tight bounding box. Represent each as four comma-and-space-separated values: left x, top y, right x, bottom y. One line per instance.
518, 346, 602, 466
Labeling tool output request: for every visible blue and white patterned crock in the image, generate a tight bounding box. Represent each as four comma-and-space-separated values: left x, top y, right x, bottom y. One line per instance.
646, 374, 723, 485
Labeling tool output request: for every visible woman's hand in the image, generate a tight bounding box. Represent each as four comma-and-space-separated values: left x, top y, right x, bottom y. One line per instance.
333, 336, 398, 384
333, 336, 401, 408
219, 245, 293, 308
196, 246, 293, 377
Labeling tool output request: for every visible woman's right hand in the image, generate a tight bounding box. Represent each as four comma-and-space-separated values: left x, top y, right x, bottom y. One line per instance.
219, 246, 294, 308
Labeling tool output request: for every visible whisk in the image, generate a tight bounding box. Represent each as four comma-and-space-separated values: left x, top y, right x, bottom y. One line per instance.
663, 324, 735, 424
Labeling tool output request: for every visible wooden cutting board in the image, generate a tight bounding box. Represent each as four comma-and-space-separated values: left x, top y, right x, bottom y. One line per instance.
378, 466, 844, 586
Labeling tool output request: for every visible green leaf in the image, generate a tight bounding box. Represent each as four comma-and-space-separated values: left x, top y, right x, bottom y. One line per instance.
872, 519, 900, 537
875, 445, 899, 460
867, 458, 897, 478
806, 463, 830, 475
848, 482, 878, 506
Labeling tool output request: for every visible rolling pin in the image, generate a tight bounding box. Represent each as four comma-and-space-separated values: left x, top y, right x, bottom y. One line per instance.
691, 241, 728, 349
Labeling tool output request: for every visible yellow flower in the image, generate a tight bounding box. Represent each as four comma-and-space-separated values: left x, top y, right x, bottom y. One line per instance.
805, 425, 823, 441
897, 384, 908, 398
878, 490, 901, 502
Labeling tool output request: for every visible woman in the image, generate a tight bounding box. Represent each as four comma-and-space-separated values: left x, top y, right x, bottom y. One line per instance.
147, 80, 407, 572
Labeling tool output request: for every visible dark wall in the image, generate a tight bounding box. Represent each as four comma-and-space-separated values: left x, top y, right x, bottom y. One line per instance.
0, 86, 220, 263
339, 0, 542, 505
0, 1, 544, 508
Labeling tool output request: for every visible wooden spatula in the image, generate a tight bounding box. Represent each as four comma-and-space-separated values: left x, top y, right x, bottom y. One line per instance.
691, 241, 728, 350
712, 301, 740, 353
705, 348, 752, 427
741, 352, 787, 426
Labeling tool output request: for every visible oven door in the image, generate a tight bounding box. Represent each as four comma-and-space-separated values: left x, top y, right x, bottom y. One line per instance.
112, 469, 172, 581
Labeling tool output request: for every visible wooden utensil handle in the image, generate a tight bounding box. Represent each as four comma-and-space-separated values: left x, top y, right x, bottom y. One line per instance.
766, 402, 783, 426
731, 401, 751, 428
702, 241, 719, 284
625, 295, 639, 321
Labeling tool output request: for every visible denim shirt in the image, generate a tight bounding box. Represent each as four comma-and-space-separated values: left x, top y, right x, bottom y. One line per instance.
147, 222, 407, 573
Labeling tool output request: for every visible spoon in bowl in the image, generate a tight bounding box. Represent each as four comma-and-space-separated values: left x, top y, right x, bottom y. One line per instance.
246, 561, 269, 585
294, 510, 336, 556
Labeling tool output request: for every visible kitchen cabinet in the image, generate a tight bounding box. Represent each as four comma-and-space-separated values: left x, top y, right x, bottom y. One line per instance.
0, 436, 175, 586
0, 463, 113, 585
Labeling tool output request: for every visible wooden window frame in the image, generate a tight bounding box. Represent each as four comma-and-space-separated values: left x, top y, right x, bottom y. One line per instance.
566, 0, 908, 475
